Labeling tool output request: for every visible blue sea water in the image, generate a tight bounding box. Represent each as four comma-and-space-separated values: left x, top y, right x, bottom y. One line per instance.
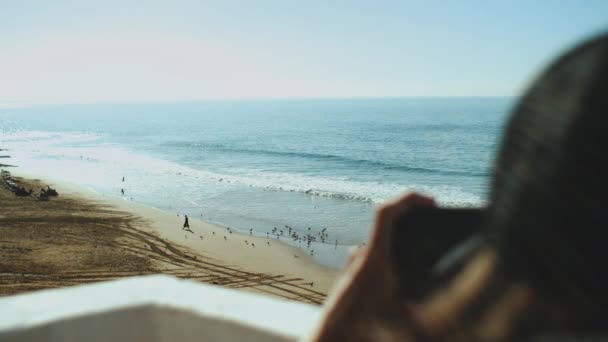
0, 97, 513, 267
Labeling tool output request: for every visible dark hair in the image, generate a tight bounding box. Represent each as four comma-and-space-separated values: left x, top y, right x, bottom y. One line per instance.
487, 33, 608, 331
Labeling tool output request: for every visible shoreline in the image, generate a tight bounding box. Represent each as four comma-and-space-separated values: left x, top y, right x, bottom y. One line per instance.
2, 167, 338, 303
4, 143, 359, 269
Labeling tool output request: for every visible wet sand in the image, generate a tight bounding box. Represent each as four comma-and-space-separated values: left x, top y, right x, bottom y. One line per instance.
0, 172, 337, 304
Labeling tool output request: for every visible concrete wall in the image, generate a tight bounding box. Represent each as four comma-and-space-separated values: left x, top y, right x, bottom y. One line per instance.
0, 275, 321, 341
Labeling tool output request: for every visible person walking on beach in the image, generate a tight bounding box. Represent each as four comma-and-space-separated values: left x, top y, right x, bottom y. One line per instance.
183, 215, 189, 229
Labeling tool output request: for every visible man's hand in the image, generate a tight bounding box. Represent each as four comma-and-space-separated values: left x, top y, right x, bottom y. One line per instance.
308, 193, 531, 341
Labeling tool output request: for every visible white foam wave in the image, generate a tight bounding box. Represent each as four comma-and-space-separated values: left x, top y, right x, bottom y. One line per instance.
213, 169, 484, 206
2, 130, 485, 207
0, 130, 100, 144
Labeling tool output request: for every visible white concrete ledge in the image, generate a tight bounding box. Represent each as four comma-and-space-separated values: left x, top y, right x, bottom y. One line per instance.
0, 275, 321, 341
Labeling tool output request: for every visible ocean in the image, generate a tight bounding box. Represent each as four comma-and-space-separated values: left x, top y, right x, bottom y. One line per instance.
0, 97, 513, 267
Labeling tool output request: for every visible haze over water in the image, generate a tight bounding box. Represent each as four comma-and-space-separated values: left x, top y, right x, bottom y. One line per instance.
0, 97, 512, 267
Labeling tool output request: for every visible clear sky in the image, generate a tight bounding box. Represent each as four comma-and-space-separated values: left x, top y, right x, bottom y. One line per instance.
1, 0, 607, 104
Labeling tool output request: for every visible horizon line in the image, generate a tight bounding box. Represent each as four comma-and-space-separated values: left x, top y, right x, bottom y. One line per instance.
0, 95, 517, 107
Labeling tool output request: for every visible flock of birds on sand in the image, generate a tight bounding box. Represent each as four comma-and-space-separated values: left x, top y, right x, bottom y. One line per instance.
180, 213, 338, 260
178, 214, 331, 287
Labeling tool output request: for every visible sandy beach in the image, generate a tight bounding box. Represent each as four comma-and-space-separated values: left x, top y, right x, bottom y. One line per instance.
0, 169, 337, 304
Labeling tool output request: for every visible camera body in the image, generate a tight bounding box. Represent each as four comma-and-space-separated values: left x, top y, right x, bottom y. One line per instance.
392, 207, 485, 300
